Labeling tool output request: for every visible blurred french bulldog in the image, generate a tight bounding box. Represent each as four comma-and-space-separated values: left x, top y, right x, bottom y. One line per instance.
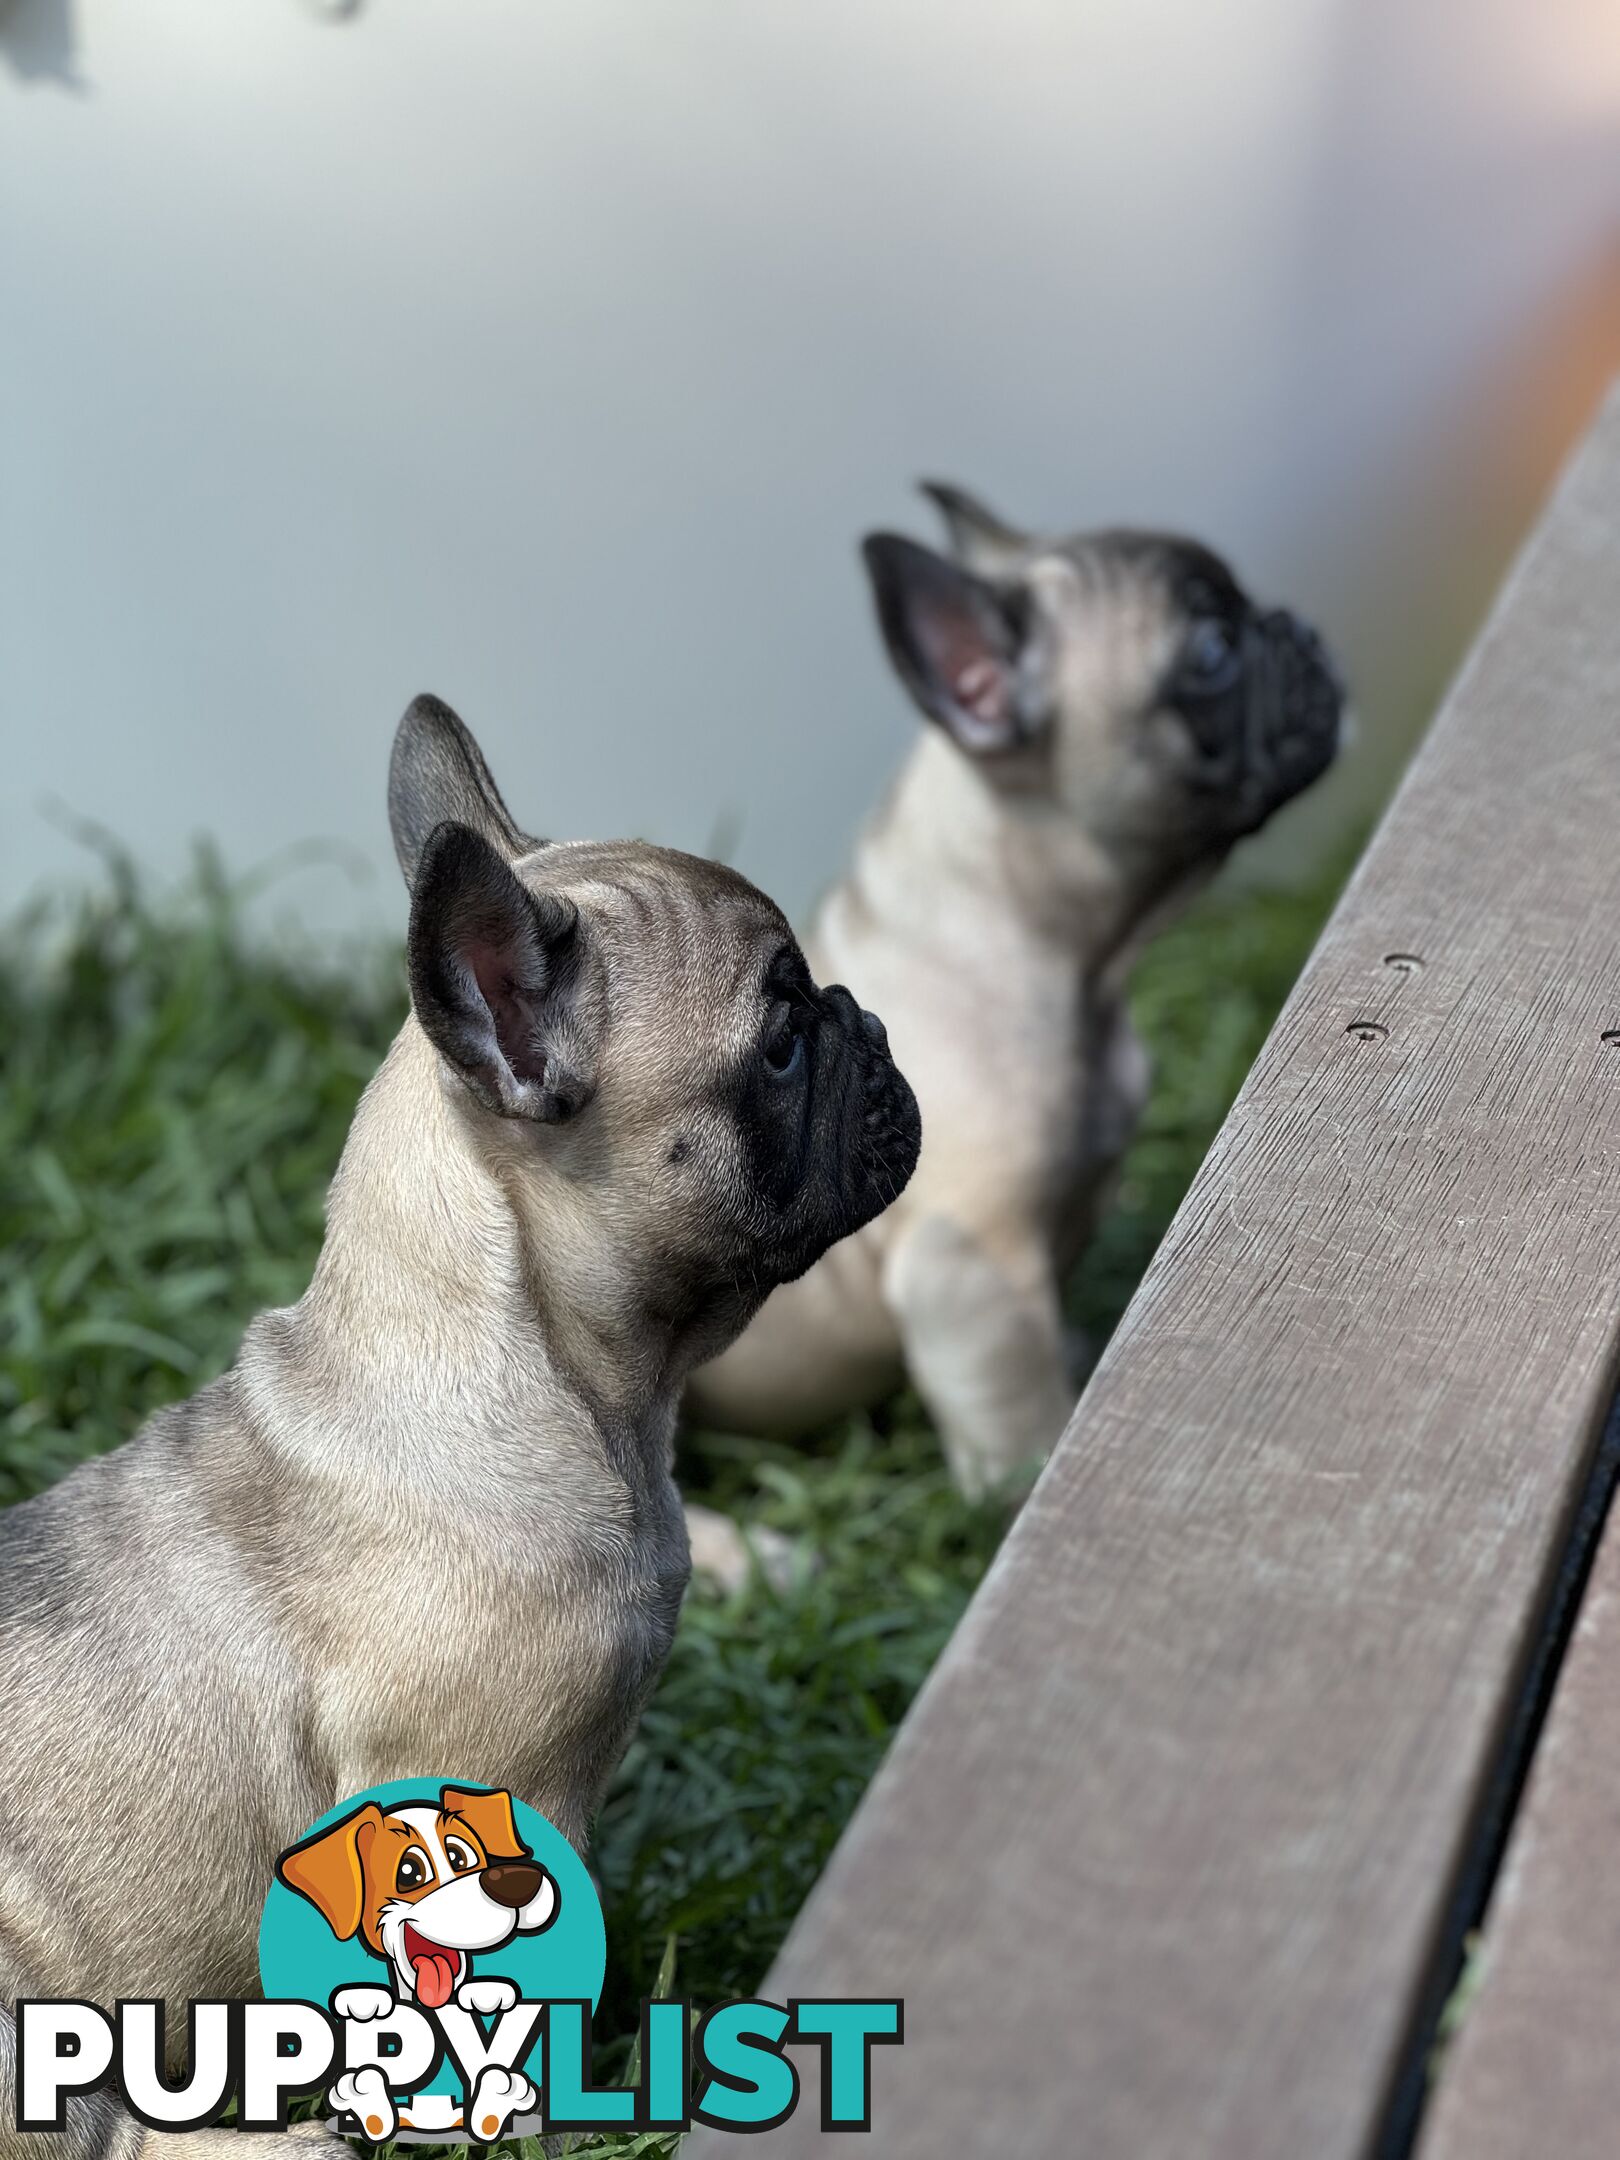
688, 485, 1343, 1496
0, 698, 919, 2160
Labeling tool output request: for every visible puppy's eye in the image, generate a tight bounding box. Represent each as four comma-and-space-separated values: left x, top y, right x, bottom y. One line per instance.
1178, 617, 1242, 695
445, 1839, 478, 1874
762, 1016, 805, 1079
395, 1849, 430, 1893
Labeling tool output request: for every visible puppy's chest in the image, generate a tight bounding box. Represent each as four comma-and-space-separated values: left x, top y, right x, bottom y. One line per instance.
410, 1550, 676, 1729
322, 1488, 686, 1807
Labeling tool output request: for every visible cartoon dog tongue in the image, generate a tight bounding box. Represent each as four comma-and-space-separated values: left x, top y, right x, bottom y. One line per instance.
407, 1931, 460, 2009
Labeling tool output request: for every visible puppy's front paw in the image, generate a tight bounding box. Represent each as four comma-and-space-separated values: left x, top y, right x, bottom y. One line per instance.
468, 2065, 536, 2143
328, 2067, 396, 2142
455, 1976, 518, 2015
331, 1984, 395, 2023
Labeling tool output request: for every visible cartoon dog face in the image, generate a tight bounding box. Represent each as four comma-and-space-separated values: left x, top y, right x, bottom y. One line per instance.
276, 1786, 558, 2007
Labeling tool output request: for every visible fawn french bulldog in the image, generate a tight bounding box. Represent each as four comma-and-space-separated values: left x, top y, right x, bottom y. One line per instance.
0, 698, 920, 2158
689, 486, 1342, 1494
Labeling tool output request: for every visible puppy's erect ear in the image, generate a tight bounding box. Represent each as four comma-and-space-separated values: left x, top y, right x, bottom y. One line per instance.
408, 824, 594, 1123
440, 1786, 530, 1862
918, 481, 1032, 579
275, 1802, 384, 1942
389, 694, 540, 885
862, 534, 1046, 756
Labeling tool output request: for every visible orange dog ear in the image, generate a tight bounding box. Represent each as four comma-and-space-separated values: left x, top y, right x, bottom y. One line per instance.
275, 1802, 385, 1940
440, 1786, 528, 1862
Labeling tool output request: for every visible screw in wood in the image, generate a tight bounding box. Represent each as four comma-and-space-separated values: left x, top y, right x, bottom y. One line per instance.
1383, 953, 1424, 974
1346, 1020, 1389, 1042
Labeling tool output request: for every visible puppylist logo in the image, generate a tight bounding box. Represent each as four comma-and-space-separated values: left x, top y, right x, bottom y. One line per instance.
15, 1780, 903, 2141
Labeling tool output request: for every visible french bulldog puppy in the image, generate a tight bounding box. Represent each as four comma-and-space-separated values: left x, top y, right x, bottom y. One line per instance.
0, 697, 920, 2159
688, 486, 1343, 1495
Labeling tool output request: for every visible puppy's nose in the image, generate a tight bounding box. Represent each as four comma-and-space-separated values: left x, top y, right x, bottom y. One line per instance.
827, 983, 886, 1045
481, 1862, 545, 1909
1266, 607, 1346, 703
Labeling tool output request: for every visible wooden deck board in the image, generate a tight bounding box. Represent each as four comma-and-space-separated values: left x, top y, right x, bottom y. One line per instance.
1420, 1411, 1620, 2160
687, 380, 1620, 2157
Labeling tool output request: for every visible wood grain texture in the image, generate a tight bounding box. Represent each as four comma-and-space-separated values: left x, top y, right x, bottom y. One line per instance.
686, 379, 1620, 2159
1420, 1453, 1620, 2160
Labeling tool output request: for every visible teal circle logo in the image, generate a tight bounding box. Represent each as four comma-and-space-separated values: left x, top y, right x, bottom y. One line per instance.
258, 1780, 605, 2137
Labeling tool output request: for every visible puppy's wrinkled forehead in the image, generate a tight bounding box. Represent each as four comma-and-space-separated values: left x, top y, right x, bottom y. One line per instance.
1014, 531, 1253, 709
1048, 530, 1246, 628
518, 837, 791, 1056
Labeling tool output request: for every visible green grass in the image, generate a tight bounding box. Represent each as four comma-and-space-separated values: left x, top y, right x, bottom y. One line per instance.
0, 843, 1347, 2154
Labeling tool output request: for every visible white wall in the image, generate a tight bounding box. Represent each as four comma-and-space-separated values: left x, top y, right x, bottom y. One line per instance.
3, 0, 1617, 935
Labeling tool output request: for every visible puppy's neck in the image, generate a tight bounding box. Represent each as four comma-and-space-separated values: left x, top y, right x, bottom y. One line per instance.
262, 1024, 684, 1477
848, 733, 1182, 976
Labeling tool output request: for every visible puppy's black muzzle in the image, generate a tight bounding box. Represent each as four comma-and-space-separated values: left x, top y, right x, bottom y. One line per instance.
1236, 608, 1344, 829
825, 983, 892, 1057
773, 983, 920, 1285
837, 982, 921, 1219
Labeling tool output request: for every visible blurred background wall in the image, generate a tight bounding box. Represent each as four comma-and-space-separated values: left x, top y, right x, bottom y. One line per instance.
3, 0, 1618, 935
